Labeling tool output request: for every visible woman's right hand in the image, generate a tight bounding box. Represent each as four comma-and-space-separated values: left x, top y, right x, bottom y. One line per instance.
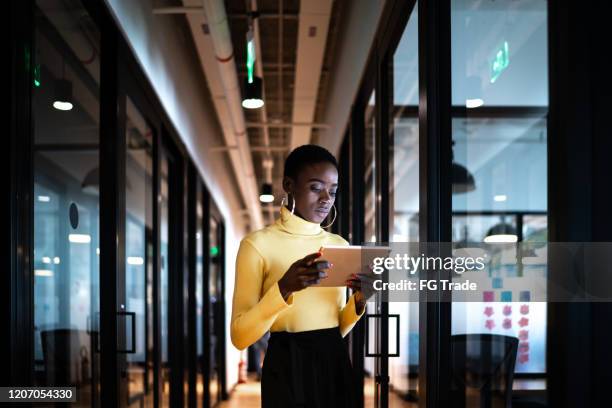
277, 252, 331, 300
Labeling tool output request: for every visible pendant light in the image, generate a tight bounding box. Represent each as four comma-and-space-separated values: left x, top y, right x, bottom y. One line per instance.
242, 76, 264, 109
259, 182, 274, 203
452, 141, 476, 194
465, 75, 483, 108
484, 221, 517, 243
242, 25, 264, 109
53, 58, 73, 111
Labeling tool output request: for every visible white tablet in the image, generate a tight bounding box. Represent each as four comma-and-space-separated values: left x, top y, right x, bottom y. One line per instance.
314, 245, 391, 287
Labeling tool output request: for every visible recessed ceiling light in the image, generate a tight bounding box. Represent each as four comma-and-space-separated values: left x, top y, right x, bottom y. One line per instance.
466, 98, 484, 108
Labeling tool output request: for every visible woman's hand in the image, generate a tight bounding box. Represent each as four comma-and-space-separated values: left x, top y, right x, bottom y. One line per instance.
278, 252, 331, 300
346, 272, 377, 314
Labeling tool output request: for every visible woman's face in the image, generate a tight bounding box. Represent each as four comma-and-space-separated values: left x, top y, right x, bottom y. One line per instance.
284, 162, 338, 224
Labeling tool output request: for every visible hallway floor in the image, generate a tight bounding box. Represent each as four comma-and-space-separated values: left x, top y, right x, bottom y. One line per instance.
220, 375, 417, 407
219, 376, 261, 408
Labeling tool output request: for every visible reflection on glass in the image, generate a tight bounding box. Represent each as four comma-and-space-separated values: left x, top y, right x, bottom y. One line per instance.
209, 218, 221, 405
124, 97, 154, 407
451, 0, 548, 405
364, 90, 377, 244
160, 156, 170, 407
390, 2, 419, 405
196, 184, 205, 408
33, 1, 101, 406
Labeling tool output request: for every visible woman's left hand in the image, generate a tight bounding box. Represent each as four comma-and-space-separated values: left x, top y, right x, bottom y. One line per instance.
346, 272, 377, 313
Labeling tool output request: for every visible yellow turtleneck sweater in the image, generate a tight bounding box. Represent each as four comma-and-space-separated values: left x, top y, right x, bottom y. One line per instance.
230, 206, 366, 350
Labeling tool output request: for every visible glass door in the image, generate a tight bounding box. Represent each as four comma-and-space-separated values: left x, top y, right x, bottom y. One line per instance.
208, 217, 222, 405
449, 1, 548, 406
388, 2, 420, 406
363, 87, 379, 408
32, 1, 101, 406
195, 183, 205, 408
158, 135, 186, 408
159, 151, 170, 408
122, 95, 155, 408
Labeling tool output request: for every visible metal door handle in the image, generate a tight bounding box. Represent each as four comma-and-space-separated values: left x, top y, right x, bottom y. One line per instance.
118, 311, 136, 354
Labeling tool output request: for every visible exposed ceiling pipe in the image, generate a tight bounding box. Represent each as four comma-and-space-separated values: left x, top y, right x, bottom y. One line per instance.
289, 0, 333, 150
201, 0, 264, 230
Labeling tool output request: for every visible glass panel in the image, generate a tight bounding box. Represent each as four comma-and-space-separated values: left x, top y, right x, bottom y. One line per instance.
124, 96, 154, 407
363, 89, 377, 407
451, 0, 548, 406
160, 155, 170, 408
209, 218, 221, 404
196, 184, 205, 408
364, 90, 377, 244
33, 1, 101, 406
389, 2, 419, 405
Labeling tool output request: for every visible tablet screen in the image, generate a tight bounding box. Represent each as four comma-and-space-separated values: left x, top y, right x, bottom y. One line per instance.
314, 245, 390, 287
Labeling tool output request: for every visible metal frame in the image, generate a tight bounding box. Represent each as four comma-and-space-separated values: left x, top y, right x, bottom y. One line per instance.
162, 129, 186, 408
99, 6, 124, 406
417, 2, 453, 407
349, 63, 369, 408
209, 199, 228, 402
201, 184, 212, 408
547, 2, 612, 406
217, 221, 228, 401
187, 163, 198, 408
7, 0, 35, 389
365, 315, 400, 358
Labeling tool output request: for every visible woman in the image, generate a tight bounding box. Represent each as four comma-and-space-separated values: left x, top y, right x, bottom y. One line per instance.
230, 144, 375, 407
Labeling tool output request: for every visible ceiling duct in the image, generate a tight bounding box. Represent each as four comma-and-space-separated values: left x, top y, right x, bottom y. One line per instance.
289, 0, 333, 150
181, 0, 264, 229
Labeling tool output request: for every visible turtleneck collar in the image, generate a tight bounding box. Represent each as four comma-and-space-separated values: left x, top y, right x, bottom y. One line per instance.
276, 206, 323, 236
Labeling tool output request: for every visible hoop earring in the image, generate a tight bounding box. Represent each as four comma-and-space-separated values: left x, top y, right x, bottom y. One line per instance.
279, 194, 295, 218
321, 204, 337, 229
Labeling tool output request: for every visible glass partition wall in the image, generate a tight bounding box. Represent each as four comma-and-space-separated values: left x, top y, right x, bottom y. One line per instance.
32, 2, 101, 406
389, 1, 419, 404
195, 183, 205, 408
15, 1, 227, 407
341, 0, 549, 407
450, 1, 548, 406
363, 88, 378, 407
123, 96, 155, 407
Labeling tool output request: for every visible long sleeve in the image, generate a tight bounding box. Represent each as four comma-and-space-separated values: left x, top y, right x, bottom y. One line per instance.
339, 291, 366, 337
230, 239, 294, 350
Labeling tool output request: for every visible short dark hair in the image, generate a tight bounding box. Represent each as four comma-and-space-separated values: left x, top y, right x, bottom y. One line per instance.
283, 144, 338, 180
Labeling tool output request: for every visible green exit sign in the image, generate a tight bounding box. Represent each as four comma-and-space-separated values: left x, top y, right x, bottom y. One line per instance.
490, 41, 509, 83
246, 29, 255, 84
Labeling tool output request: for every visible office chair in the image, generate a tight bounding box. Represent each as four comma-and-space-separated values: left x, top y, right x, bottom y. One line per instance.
451, 334, 519, 408
41, 329, 83, 386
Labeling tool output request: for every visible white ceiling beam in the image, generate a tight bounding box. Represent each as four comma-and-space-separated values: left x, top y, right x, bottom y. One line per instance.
289, 0, 334, 150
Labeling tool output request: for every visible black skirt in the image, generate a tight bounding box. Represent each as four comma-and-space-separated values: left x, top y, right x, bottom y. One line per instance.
261, 326, 357, 408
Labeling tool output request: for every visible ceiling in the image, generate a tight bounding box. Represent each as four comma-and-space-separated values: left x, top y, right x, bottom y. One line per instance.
227, 0, 346, 226
156, 0, 346, 229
